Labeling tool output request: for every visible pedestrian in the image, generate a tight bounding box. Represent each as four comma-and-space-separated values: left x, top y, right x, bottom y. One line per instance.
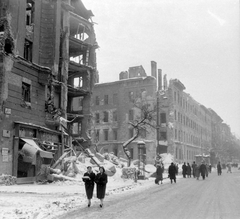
205, 164, 209, 177
155, 163, 164, 185
182, 162, 187, 178
82, 166, 95, 207
176, 164, 179, 175
227, 163, 232, 173
217, 161, 222, 176
199, 161, 207, 180
209, 164, 212, 173
168, 162, 177, 183
192, 161, 197, 178
187, 163, 192, 178
95, 166, 108, 207
195, 164, 200, 180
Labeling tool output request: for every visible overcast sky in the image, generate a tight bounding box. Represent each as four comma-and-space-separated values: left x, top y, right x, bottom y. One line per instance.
83, 0, 240, 137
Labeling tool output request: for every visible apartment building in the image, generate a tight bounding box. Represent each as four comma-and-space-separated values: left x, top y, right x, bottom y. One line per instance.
0, 0, 97, 181
91, 66, 157, 164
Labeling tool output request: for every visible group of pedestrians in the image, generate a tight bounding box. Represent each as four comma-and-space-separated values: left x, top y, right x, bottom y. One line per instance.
182, 161, 211, 180
82, 166, 108, 208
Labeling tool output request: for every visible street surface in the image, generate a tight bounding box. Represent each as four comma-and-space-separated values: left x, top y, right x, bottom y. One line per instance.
57, 168, 240, 219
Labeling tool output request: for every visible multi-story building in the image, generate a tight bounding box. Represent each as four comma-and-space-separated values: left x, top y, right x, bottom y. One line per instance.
91, 65, 157, 164
158, 78, 212, 164
0, 0, 97, 182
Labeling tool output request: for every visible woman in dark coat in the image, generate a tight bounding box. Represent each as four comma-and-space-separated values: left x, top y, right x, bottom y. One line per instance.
182, 162, 187, 178
155, 163, 164, 184
82, 166, 95, 207
95, 166, 108, 207
199, 162, 207, 180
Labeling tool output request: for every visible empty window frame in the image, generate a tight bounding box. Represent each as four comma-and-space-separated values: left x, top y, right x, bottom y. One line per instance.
104, 95, 108, 105
95, 113, 100, 124
24, 39, 33, 61
103, 111, 109, 122
113, 110, 118, 122
95, 96, 100, 105
113, 129, 118, 140
22, 82, 31, 102
104, 129, 108, 141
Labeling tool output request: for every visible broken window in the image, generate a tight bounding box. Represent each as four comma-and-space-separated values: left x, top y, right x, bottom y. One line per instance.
160, 132, 167, 141
74, 76, 83, 88
113, 129, 118, 140
22, 82, 31, 102
160, 113, 166, 124
26, 0, 34, 27
113, 110, 118, 122
104, 95, 108, 105
95, 96, 99, 105
72, 122, 81, 135
95, 129, 100, 142
104, 129, 108, 141
24, 39, 32, 61
95, 113, 100, 124
103, 111, 109, 122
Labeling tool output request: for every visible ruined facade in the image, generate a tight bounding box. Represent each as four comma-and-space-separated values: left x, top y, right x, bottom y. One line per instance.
0, 0, 97, 181
90, 68, 157, 164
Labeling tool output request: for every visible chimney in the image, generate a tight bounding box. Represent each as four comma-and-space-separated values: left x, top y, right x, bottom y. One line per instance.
158, 69, 162, 91
151, 61, 157, 79
163, 74, 168, 90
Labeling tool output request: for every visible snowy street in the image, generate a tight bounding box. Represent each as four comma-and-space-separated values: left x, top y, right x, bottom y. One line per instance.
57, 168, 240, 219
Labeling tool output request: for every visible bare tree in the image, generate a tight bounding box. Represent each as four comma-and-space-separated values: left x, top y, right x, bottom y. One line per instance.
123, 98, 156, 167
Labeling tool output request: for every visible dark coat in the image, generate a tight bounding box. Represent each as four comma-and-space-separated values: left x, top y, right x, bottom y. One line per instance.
217, 164, 222, 173
192, 163, 197, 176
199, 164, 207, 176
182, 164, 187, 175
95, 172, 108, 199
82, 172, 95, 199
156, 165, 164, 181
168, 164, 177, 179
187, 165, 192, 175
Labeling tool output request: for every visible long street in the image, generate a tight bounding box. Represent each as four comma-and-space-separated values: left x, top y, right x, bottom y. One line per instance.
57, 168, 240, 219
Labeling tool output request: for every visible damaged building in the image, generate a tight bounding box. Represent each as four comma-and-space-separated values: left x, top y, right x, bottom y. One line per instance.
90, 64, 158, 164
0, 0, 98, 183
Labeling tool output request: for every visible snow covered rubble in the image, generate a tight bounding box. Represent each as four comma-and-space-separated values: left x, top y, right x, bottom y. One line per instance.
0, 153, 175, 219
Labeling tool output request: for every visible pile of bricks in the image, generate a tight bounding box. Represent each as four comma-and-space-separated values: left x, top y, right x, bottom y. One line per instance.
0, 174, 17, 186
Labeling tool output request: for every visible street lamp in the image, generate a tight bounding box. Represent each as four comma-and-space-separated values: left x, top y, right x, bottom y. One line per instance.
138, 141, 146, 180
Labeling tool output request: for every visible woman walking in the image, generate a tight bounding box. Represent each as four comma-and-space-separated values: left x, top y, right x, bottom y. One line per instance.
155, 163, 164, 184
82, 166, 95, 207
95, 166, 108, 207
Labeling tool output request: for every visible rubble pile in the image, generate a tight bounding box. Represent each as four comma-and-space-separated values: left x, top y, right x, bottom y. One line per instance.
0, 174, 17, 186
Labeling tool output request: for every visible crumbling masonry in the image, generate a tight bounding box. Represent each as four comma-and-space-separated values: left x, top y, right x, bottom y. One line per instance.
0, 0, 98, 183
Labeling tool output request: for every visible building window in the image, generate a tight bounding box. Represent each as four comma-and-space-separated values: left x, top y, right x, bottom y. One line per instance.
174, 110, 177, 120
22, 82, 31, 102
104, 129, 108, 141
113, 129, 118, 140
160, 132, 167, 140
72, 122, 81, 135
113, 110, 118, 122
113, 93, 118, 105
160, 113, 166, 123
95, 96, 100, 105
24, 39, 33, 62
104, 95, 108, 105
113, 148, 118, 156
95, 129, 100, 142
74, 76, 83, 88
95, 113, 100, 124
129, 148, 134, 159
175, 129, 177, 139
129, 128, 134, 138
26, 0, 34, 26
103, 111, 109, 122
129, 109, 134, 121
174, 91, 177, 102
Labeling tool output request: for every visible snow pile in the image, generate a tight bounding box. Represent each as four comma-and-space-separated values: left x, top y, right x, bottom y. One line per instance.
0, 174, 17, 186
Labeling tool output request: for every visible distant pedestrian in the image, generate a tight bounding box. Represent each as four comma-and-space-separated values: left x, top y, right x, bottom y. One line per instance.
82, 166, 95, 207
227, 163, 232, 173
187, 163, 192, 178
182, 162, 187, 178
195, 164, 200, 180
192, 161, 197, 178
155, 163, 164, 185
95, 166, 108, 207
199, 161, 207, 180
217, 162, 222, 176
176, 164, 179, 175
168, 162, 177, 183
209, 164, 212, 173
